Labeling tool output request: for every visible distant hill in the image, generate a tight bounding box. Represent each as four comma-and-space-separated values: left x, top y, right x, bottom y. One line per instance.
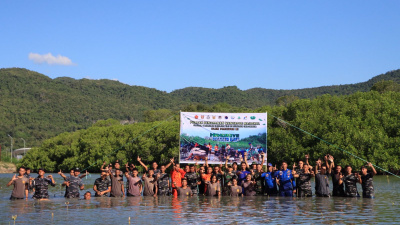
0, 67, 399, 149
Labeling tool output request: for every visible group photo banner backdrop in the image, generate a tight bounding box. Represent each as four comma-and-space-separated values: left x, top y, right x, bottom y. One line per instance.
180, 112, 267, 165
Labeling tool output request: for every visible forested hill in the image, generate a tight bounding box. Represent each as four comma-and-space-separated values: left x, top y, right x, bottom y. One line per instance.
0, 67, 399, 148
170, 69, 400, 106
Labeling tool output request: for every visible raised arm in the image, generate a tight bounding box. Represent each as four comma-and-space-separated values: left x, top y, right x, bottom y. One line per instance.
261, 152, 266, 166
137, 156, 149, 171
165, 158, 174, 170
368, 162, 377, 175
244, 152, 249, 169
7, 175, 17, 187
327, 155, 334, 174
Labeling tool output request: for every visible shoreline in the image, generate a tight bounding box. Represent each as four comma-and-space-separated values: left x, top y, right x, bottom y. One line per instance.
0, 162, 16, 173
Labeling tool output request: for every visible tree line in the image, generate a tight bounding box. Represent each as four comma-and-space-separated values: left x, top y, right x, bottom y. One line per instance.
18, 89, 400, 174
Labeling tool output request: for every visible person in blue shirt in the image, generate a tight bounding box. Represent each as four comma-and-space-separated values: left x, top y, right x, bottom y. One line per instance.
261, 163, 278, 196
276, 161, 296, 197
237, 152, 250, 186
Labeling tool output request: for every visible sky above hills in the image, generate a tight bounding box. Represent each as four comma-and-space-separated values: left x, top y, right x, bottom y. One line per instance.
1, 1, 399, 92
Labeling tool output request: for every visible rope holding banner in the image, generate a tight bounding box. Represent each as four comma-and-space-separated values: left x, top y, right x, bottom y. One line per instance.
269, 113, 400, 179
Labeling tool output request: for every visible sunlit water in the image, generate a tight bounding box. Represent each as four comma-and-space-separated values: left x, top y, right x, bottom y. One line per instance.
0, 173, 399, 224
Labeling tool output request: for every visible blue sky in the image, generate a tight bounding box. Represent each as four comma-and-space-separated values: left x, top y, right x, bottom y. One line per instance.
1, 1, 399, 92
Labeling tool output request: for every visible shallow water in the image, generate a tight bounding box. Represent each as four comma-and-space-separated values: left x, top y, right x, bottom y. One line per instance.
0, 173, 399, 224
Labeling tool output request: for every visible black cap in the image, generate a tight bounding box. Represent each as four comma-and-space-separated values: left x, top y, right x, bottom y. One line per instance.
75, 168, 80, 172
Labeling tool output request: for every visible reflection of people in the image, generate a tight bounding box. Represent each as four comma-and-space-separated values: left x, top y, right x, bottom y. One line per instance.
7, 167, 29, 200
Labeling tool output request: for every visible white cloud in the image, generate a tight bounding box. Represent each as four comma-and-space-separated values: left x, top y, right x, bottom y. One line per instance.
28, 52, 75, 66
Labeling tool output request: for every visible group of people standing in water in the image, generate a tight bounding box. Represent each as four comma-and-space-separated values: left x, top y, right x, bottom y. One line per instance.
7, 152, 377, 200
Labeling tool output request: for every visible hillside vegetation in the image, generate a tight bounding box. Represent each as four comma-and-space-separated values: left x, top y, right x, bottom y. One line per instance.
18, 91, 400, 174
0, 67, 399, 150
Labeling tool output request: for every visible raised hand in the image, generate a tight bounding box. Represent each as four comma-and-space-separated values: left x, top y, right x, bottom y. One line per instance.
12, 174, 18, 181
305, 154, 309, 159
58, 169, 62, 175
137, 156, 141, 161
293, 162, 297, 170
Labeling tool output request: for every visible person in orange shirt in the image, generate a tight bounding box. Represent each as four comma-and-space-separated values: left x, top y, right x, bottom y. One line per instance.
201, 158, 213, 194
170, 160, 186, 197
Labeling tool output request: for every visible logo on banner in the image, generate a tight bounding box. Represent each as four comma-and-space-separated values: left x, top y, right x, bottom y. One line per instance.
201, 115, 205, 119
250, 116, 256, 120
212, 115, 216, 119
207, 115, 210, 119
238, 116, 241, 119
218, 116, 222, 119
244, 116, 247, 120
225, 116, 228, 119
231, 116, 235, 119
195, 115, 199, 119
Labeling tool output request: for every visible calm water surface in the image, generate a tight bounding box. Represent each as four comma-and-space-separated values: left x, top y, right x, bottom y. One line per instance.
0, 173, 399, 224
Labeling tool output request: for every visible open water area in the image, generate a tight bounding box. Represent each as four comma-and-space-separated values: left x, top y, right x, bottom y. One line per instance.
0, 173, 399, 224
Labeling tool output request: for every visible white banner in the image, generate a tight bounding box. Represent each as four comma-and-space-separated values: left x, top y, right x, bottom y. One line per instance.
179, 112, 267, 164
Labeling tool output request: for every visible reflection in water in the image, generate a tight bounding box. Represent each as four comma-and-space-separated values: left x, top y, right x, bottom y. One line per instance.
0, 174, 399, 224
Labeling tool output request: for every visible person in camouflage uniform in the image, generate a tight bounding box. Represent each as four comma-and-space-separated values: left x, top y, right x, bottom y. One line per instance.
253, 164, 264, 195
360, 162, 377, 198
63, 168, 84, 198
157, 164, 171, 196
30, 168, 55, 199
339, 165, 361, 197
223, 164, 237, 196
294, 164, 314, 197
184, 165, 200, 195
93, 171, 111, 197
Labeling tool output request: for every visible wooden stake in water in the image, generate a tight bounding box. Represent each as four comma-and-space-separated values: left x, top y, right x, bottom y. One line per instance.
129, 217, 131, 225
65, 202, 69, 211
11, 215, 17, 225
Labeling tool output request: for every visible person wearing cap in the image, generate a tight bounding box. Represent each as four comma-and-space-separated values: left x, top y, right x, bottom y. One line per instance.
261, 163, 278, 196
63, 168, 84, 198
30, 168, 55, 199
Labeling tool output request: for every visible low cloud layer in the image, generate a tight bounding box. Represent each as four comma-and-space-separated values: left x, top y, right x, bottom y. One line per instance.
28, 53, 75, 66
